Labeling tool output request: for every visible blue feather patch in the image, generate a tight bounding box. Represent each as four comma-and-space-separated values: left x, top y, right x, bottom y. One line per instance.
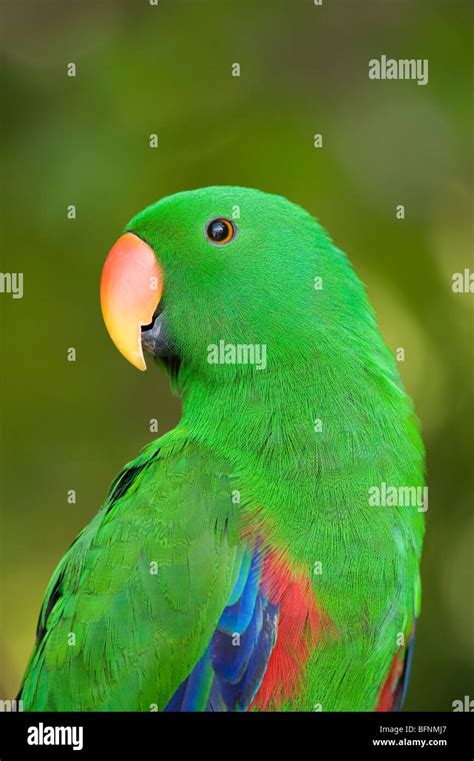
164, 548, 278, 712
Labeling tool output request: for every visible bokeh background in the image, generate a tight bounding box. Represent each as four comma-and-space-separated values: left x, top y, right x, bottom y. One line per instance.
1, 0, 473, 710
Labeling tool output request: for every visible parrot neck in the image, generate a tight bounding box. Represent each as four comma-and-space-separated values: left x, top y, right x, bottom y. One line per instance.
181, 368, 323, 453
178, 355, 404, 474
173, 350, 422, 559
173, 289, 403, 466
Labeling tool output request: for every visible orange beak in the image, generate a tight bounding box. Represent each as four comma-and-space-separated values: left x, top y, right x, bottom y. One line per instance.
100, 232, 163, 371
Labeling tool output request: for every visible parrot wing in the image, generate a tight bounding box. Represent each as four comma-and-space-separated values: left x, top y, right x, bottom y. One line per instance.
165, 547, 279, 711
18, 439, 252, 711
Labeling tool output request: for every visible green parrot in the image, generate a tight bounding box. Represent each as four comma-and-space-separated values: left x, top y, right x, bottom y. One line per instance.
18, 186, 425, 711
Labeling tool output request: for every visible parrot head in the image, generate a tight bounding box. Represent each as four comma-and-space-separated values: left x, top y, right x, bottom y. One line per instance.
100, 186, 369, 382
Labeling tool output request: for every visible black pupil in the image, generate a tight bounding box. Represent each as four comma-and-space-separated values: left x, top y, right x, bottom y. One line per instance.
208, 220, 230, 242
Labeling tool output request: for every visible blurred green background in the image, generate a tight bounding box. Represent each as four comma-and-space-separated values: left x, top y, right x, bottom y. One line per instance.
1, 0, 473, 710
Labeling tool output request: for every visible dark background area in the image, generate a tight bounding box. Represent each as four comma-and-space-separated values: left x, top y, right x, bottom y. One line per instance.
0, 0, 473, 710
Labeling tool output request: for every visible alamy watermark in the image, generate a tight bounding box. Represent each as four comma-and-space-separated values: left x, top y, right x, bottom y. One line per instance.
27, 722, 83, 751
369, 482, 428, 512
369, 55, 429, 86
452, 269, 473, 293
0, 699, 23, 711
0, 272, 23, 299
452, 695, 474, 711
207, 340, 267, 371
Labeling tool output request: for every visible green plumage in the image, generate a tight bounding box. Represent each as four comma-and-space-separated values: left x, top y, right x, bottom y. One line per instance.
19, 187, 425, 711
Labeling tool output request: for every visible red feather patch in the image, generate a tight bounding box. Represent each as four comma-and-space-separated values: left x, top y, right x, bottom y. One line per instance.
250, 548, 321, 711
375, 653, 405, 711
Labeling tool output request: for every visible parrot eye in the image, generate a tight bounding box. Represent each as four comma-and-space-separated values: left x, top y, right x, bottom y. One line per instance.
206, 218, 236, 246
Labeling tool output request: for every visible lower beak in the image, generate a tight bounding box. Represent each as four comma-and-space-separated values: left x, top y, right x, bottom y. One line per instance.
100, 232, 163, 371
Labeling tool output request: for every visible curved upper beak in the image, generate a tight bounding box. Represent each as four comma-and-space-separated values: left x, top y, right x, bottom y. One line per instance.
100, 232, 163, 371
